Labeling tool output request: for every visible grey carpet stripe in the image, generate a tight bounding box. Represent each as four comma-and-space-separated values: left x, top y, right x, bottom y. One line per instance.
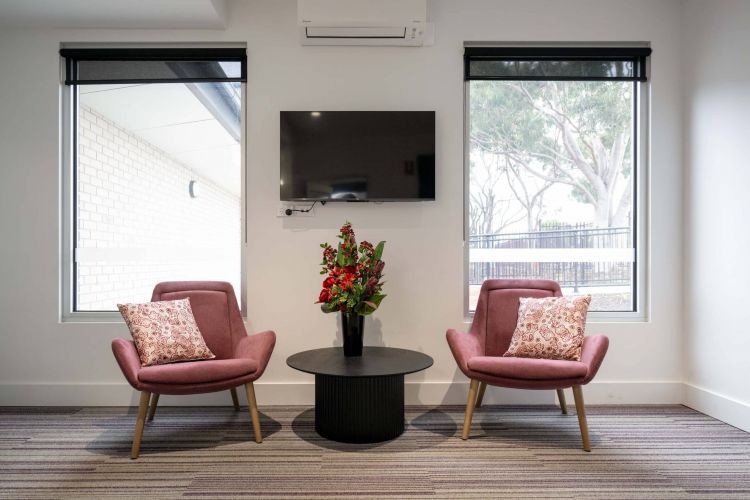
0, 405, 749, 499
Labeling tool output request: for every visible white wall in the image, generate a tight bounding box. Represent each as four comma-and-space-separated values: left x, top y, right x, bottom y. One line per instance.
0, 0, 685, 406
683, 0, 750, 431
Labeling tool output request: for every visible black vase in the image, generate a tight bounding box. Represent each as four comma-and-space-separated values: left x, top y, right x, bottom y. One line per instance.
341, 313, 364, 357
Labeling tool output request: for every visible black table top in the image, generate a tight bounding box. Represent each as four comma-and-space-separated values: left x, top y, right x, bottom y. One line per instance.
287, 347, 433, 378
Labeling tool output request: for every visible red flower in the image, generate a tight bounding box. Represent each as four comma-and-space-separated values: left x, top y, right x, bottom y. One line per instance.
366, 276, 378, 292
340, 223, 354, 236
318, 289, 331, 303
374, 260, 385, 274
323, 277, 336, 289
338, 272, 356, 290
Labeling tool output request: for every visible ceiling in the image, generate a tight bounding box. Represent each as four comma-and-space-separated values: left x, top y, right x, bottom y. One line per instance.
0, 0, 227, 29
80, 83, 240, 196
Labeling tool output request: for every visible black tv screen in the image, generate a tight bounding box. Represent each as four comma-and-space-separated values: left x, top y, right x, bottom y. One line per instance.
280, 111, 435, 201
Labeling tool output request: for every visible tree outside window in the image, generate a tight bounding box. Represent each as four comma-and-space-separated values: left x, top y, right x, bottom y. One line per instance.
468, 78, 638, 312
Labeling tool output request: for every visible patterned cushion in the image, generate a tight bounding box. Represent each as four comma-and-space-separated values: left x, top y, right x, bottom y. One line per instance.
117, 298, 215, 367
503, 295, 591, 361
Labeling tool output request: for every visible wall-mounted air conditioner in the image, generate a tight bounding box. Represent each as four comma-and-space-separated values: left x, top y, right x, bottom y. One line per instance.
298, 0, 434, 46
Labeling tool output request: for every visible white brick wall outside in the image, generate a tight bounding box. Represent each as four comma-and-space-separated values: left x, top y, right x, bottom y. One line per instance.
76, 105, 241, 311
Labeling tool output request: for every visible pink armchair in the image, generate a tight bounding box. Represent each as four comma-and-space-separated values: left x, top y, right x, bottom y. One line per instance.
112, 281, 276, 459
447, 279, 608, 451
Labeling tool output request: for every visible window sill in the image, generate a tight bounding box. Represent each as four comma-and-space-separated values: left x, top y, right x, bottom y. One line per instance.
587, 311, 649, 323
463, 311, 648, 325
61, 312, 124, 324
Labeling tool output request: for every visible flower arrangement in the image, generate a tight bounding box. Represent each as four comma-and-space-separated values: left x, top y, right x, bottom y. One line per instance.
317, 222, 386, 315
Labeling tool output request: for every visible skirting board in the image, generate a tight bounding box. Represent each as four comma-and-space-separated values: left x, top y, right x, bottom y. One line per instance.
0, 380, 683, 407
683, 383, 750, 433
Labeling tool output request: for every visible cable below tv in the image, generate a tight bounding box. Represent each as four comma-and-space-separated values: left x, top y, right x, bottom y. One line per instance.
284, 200, 325, 216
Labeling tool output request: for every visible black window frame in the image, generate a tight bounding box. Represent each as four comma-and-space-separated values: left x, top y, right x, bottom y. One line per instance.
61, 48, 247, 85
464, 46, 651, 81
464, 46, 651, 315
61, 47, 247, 315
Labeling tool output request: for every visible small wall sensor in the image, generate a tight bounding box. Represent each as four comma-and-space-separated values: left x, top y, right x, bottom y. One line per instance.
189, 180, 199, 198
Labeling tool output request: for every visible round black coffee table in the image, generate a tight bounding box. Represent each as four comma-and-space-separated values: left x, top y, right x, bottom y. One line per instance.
287, 347, 433, 443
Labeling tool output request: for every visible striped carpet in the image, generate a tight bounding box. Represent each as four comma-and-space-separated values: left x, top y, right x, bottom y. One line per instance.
1, 405, 749, 499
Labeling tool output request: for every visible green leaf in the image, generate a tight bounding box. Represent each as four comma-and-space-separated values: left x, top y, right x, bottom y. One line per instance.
355, 302, 375, 315
369, 293, 386, 307
374, 241, 385, 261
354, 293, 387, 316
321, 303, 336, 314
336, 243, 345, 266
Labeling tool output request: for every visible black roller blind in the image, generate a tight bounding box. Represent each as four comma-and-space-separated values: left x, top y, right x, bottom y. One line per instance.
464, 46, 652, 82
60, 48, 246, 85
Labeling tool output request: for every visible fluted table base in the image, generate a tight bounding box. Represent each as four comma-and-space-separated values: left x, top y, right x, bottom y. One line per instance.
315, 374, 404, 443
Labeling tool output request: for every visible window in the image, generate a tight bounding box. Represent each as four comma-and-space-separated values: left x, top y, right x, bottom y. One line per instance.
464, 46, 650, 315
61, 48, 246, 316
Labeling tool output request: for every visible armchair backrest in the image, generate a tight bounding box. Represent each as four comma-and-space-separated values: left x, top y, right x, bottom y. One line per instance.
151, 281, 247, 359
470, 279, 562, 356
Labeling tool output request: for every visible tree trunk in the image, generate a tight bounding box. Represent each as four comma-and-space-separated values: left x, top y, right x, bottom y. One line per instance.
526, 211, 535, 233
593, 189, 611, 228
612, 178, 633, 228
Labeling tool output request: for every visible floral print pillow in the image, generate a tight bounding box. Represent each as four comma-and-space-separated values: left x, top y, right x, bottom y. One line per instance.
503, 295, 591, 361
117, 298, 215, 367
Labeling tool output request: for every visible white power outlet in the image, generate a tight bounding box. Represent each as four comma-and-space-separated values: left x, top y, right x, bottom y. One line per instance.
277, 203, 316, 217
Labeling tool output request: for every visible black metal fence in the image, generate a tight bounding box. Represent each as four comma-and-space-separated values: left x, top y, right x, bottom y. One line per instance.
469, 224, 632, 291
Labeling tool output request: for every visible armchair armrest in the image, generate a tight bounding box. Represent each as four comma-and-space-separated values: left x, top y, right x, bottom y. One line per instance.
111, 338, 142, 390
235, 330, 276, 377
580, 335, 609, 384
446, 328, 484, 376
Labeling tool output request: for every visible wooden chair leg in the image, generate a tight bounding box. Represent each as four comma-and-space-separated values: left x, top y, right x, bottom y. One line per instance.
147, 393, 159, 421
475, 382, 487, 408
244, 382, 262, 443
556, 389, 568, 415
572, 385, 591, 452
230, 387, 240, 411
461, 379, 480, 440
131, 391, 151, 459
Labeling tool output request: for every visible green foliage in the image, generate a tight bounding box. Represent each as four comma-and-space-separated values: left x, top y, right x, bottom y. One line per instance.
374, 241, 385, 261
356, 293, 386, 315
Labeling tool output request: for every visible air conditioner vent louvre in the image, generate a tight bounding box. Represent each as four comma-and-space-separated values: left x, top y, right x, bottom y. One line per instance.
305, 27, 407, 39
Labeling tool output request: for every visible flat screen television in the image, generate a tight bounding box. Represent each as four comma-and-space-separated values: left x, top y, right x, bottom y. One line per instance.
280, 111, 435, 201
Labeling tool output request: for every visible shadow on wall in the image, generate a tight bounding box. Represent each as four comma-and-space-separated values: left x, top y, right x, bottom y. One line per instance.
331, 314, 385, 347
